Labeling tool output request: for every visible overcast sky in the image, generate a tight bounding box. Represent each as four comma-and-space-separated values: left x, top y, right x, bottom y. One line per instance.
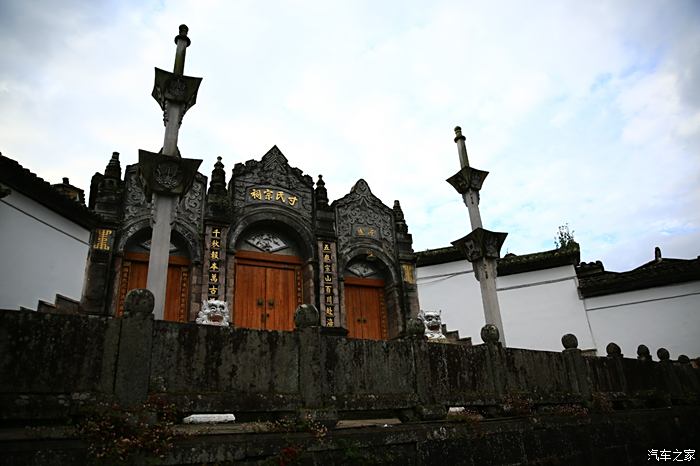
1, 0, 698, 271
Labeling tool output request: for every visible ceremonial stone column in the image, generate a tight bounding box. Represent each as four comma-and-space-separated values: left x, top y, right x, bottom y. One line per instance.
138, 25, 202, 319
447, 126, 508, 344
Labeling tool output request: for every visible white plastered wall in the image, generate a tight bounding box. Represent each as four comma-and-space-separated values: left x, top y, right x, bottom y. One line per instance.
584, 281, 700, 359
417, 261, 594, 352
0, 188, 90, 309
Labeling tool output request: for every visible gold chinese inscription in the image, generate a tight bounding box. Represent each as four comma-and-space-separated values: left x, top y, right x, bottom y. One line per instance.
249, 187, 299, 207
402, 263, 416, 284
353, 225, 378, 238
93, 228, 113, 251
207, 228, 223, 298
321, 241, 336, 327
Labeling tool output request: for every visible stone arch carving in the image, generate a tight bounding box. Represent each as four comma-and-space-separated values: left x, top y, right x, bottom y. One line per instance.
116, 218, 201, 263
227, 209, 315, 261
338, 244, 400, 285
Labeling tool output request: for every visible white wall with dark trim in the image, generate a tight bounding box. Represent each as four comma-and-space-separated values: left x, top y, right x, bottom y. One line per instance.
417, 257, 700, 358
584, 281, 700, 359
0, 188, 90, 309
417, 261, 593, 352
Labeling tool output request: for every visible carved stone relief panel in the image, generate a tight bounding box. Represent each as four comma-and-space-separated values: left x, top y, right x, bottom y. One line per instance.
334, 179, 395, 255
175, 172, 206, 233
236, 228, 301, 257
246, 232, 287, 253
231, 146, 314, 220
123, 165, 150, 223
347, 261, 379, 278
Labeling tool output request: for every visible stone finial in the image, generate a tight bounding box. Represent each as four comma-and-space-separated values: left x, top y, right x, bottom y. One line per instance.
406, 316, 426, 338
123, 288, 155, 317
480, 324, 500, 344
654, 246, 662, 261
678, 355, 690, 364
104, 152, 122, 180
606, 342, 622, 358
315, 174, 328, 208
657, 347, 670, 361
62, 177, 69, 184
637, 344, 652, 361
175, 24, 191, 47
393, 200, 409, 234
294, 304, 320, 328
454, 126, 465, 142
561, 333, 578, 350
208, 156, 227, 195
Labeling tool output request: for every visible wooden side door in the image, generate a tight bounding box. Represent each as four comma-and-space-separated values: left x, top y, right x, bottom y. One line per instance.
233, 250, 302, 331
344, 277, 387, 340
117, 252, 190, 321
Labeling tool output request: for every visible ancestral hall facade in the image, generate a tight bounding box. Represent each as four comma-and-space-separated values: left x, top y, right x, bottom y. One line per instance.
81, 147, 419, 339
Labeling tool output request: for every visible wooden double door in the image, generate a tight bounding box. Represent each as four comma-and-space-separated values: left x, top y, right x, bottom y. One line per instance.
233, 251, 302, 331
344, 277, 387, 340
117, 252, 190, 321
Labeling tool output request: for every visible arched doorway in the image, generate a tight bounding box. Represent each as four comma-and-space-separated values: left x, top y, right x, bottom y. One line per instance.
116, 229, 191, 322
233, 229, 303, 331
344, 257, 388, 340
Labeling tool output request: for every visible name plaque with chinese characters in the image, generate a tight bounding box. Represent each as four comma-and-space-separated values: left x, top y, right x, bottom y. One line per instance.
93, 229, 114, 251
247, 186, 301, 209
352, 225, 379, 239
319, 241, 338, 327
207, 227, 223, 298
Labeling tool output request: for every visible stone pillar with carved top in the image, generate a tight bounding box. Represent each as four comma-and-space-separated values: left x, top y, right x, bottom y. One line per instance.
394, 200, 420, 323
81, 152, 124, 315
199, 156, 232, 320
447, 126, 508, 344
138, 25, 203, 319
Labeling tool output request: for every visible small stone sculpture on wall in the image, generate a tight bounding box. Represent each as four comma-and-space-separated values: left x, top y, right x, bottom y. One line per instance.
196, 299, 230, 326
420, 310, 447, 341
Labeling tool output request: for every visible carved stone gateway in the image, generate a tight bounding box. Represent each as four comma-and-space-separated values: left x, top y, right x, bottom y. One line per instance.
81, 28, 419, 338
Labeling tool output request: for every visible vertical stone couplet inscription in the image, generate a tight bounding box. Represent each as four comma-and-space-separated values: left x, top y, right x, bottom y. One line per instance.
207, 227, 222, 298
320, 241, 337, 327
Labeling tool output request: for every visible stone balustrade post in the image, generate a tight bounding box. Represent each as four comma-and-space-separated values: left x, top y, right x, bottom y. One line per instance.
114, 289, 155, 408
481, 324, 507, 399
403, 317, 447, 421
294, 304, 338, 427
560, 333, 591, 403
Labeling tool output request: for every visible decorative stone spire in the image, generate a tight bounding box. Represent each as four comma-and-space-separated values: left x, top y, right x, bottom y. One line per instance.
104, 152, 122, 180
393, 200, 408, 234
206, 156, 230, 220
208, 156, 226, 195
139, 25, 203, 319
89, 151, 123, 221
447, 125, 508, 345
315, 174, 329, 208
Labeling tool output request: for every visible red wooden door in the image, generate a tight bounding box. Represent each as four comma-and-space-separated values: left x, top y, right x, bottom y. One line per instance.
344, 277, 387, 340
117, 252, 190, 321
233, 251, 301, 331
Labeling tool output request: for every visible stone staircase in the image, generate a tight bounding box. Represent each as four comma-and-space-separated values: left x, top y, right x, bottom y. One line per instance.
22, 294, 82, 315
442, 324, 472, 346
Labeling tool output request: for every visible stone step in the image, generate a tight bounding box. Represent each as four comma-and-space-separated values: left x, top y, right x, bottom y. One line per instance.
54, 294, 81, 314
37, 300, 56, 313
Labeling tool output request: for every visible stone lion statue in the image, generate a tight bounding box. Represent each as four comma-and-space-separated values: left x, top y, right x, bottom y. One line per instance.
420, 310, 446, 340
196, 299, 230, 326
